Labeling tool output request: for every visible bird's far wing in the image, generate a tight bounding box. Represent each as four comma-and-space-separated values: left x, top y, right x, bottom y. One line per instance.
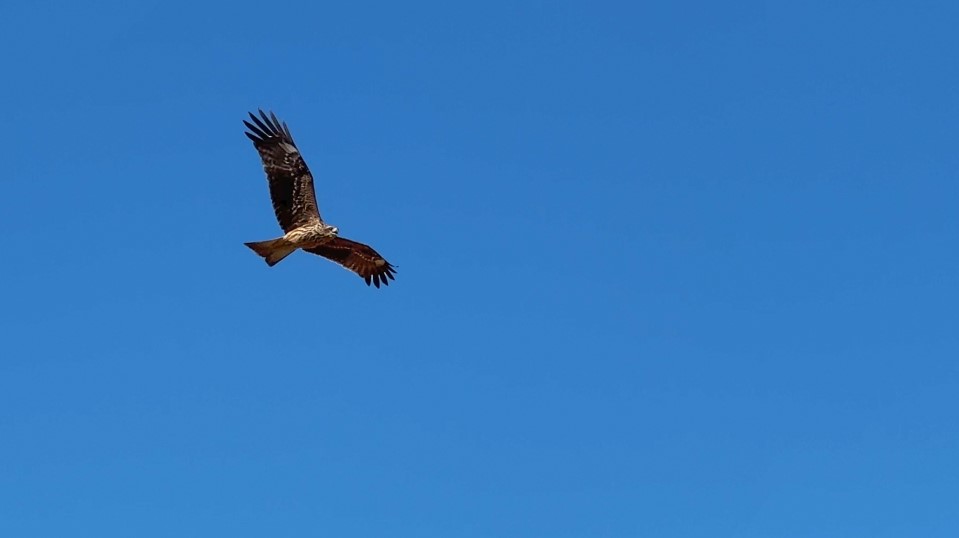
304, 237, 397, 288
244, 110, 322, 232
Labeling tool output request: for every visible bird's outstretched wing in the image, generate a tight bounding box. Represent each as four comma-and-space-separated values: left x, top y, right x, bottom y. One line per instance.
244, 110, 322, 232
304, 237, 397, 288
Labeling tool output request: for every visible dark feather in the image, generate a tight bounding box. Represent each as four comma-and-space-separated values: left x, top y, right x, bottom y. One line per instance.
304, 237, 397, 288
244, 110, 322, 232
242, 120, 268, 140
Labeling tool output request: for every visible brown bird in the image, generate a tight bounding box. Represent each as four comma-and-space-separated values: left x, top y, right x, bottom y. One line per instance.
243, 110, 396, 288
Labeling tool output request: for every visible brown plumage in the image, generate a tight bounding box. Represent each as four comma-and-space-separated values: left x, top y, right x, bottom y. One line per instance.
243, 110, 321, 232
304, 237, 398, 288
243, 110, 397, 287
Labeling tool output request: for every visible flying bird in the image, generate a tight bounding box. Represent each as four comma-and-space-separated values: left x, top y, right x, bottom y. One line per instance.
242, 110, 396, 288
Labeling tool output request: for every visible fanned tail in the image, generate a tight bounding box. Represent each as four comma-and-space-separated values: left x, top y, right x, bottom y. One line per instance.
244, 238, 297, 267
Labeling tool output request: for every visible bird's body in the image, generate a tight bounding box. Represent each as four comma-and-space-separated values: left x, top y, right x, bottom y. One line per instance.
283, 222, 339, 248
244, 221, 338, 266
242, 110, 396, 287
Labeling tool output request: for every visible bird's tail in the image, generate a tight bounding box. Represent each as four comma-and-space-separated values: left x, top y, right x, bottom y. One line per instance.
244, 237, 297, 267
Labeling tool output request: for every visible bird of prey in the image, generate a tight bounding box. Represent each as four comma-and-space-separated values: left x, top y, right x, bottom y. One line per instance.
242, 110, 396, 288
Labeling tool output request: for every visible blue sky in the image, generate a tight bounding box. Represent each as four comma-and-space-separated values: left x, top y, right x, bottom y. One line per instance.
1, 1, 957, 536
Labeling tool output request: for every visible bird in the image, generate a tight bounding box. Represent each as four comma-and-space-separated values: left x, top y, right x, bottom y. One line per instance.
242, 110, 397, 288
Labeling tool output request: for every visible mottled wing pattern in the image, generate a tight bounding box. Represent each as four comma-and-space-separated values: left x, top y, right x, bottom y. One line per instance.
304, 237, 397, 288
244, 110, 321, 232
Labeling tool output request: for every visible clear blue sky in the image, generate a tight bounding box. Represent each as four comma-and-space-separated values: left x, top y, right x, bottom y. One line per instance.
1, 1, 957, 536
